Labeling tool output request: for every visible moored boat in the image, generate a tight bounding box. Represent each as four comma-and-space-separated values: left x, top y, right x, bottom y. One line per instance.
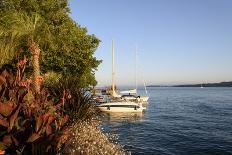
97, 40, 146, 113
97, 101, 145, 112
120, 89, 149, 102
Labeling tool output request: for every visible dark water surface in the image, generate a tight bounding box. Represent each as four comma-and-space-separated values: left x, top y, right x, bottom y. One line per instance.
100, 87, 232, 155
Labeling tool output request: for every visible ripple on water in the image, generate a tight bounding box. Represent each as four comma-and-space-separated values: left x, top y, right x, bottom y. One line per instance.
101, 88, 232, 155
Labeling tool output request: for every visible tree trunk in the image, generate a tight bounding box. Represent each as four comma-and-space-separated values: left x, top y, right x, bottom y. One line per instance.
30, 41, 40, 94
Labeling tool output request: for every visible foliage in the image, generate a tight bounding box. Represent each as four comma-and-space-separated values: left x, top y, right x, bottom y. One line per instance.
44, 71, 62, 87
0, 0, 101, 87
0, 61, 71, 154
47, 76, 99, 123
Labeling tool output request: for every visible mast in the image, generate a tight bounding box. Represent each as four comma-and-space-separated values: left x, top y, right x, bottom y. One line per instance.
135, 46, 138, 92
112, 40, 115, 95
136, 46, 148, 96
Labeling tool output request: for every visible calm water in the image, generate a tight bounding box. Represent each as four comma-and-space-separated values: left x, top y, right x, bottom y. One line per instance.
100, 87, 232, 155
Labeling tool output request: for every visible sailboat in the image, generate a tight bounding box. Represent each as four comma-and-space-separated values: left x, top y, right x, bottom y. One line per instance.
120, 88, 149, 102
201, 84, 204, 88
120, 47, 149, 103
97, 40, 145, 113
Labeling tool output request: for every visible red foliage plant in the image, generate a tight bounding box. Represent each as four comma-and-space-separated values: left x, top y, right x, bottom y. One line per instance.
0, 59, 71, 154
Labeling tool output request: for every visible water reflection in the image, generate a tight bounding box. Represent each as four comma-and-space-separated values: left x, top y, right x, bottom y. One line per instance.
100, 112, 146, 153
100, 88, 232, 154
101, 112, 145, 125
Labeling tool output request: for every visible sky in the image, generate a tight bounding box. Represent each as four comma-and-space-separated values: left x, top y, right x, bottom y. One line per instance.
69, 0, 232, 86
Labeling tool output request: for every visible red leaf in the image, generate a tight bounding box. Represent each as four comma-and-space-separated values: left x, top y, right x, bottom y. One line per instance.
27, 133, 40, 143
0, 101, 16, 117
60, 115, 69, 126
42, 114, 49, 123
0, 118, 9, 128
55, 103, 62, 108
62, 126, 70, 134
2, 135, 12, 146
0, 71, 7, 86
47, 116, 55, 125
57, 115, 69, 129
45, 125, 52, 135
35, 116, 43, 132
9, 105, 21, 131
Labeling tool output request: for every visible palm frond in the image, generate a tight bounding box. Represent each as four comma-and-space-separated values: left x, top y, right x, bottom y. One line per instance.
0, 11, 53, 66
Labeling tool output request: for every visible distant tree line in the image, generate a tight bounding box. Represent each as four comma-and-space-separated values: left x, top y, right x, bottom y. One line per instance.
173, 82, 232, 87
147, 82, 232, 87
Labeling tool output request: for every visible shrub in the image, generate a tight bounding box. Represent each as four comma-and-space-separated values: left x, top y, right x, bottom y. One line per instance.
0, 60, 124, 155
0, 61, 70, 154
47, 76, 99, 123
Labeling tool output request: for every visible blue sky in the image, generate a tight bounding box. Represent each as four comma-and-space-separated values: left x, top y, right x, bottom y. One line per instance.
69, 0, 232, 86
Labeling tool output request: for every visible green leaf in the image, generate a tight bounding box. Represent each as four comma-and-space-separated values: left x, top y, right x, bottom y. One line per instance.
24, 89, 34, 102
0, 142, 7, 150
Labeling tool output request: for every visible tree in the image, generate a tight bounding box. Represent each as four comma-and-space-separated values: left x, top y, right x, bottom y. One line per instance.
0, 0, 101, 88
0, 11, 53, 93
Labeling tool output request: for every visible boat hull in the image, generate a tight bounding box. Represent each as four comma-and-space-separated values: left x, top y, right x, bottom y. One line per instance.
97, 102, 145, 113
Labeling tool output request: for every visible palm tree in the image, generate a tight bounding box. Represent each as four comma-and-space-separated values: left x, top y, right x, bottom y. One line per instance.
0, 11, 52, 94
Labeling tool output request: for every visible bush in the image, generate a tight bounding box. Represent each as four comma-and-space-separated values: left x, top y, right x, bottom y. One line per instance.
0, 61, 70, 154
0, 60, 124, 155
47, 76, 99, 123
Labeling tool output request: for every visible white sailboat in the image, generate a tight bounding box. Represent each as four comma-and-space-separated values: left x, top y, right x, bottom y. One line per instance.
97, 40, 145, 113
120, 46, 149, 103
120, 88, 149, 102
201, 84, 204, 88
97, 101, 145, 112
111, 40, 121, 98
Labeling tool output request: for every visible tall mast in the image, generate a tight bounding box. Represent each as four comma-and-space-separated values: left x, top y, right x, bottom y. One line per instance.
135, 46, 138, 91
112, 40, 115, 94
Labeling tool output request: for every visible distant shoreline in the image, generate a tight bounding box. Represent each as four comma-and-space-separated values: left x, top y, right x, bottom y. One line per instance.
147, 81, 232, 87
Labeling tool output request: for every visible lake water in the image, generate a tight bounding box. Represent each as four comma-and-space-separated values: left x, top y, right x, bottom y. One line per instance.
100, 87, 232, 155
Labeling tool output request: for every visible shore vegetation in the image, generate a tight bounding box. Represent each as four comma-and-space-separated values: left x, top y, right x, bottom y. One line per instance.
0, 0, 125, 154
